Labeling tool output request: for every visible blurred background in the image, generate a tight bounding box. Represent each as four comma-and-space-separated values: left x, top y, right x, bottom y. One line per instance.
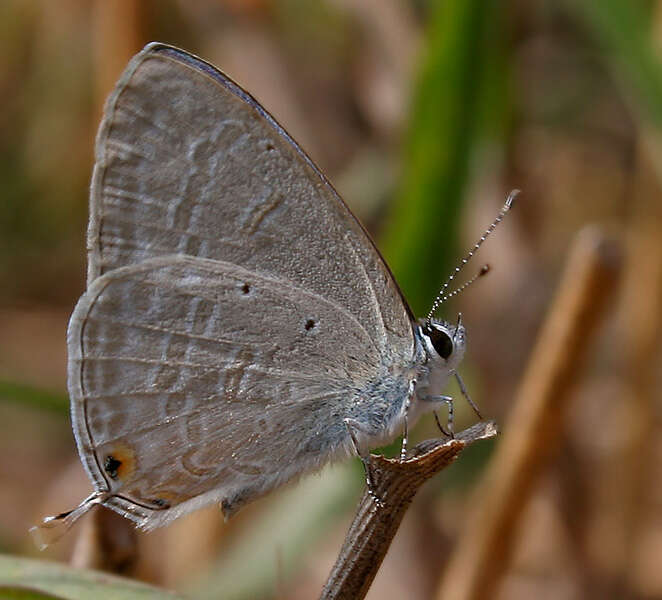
1, 0, 661, 599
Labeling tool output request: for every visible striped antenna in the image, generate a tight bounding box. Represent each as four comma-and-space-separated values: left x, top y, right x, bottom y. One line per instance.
435, 264, 490, 307
426, 189, 519, 325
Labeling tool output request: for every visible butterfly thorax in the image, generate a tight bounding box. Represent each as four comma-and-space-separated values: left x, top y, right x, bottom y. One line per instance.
353, 317, 468, 452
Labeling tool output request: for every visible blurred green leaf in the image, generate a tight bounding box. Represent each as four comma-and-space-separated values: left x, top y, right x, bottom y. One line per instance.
0, 587, 66, 600
381, 0, 505, 317
0, 380, 68, 414
0, 555, 183, 600
189, 463, 359, 600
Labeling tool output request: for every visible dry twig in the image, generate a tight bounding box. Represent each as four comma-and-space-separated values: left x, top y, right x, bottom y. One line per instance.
320, 421, 498, 600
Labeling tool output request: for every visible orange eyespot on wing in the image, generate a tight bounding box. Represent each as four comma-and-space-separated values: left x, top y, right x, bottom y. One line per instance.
101, 443, 136, 483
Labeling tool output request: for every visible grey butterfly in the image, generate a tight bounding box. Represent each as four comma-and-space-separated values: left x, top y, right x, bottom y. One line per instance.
32, 43, 513, 545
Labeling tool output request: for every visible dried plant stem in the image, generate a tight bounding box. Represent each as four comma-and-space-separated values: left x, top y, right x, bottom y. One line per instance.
320, 421, 498, 600
70, 505, 139, 575
436, 226, 622, 600
91, 0, 142, 120
617, 160, 662, 585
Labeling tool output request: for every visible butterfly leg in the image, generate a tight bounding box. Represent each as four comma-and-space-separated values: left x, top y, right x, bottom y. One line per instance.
343, 418, 384, 508
455, 372, 483, 419
420, 395, 455, 438
399, 379, 417, 461
433, 410, 451, 438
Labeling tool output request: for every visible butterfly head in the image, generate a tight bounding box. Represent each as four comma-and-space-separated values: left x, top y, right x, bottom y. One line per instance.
418, 314, 465, 371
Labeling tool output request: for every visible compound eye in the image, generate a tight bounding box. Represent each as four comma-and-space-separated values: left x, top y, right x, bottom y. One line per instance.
428, 327, 453, 359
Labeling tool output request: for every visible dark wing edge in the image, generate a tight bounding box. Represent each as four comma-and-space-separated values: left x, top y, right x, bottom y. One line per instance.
68, 268, 161, 527
67, 274, 110, 491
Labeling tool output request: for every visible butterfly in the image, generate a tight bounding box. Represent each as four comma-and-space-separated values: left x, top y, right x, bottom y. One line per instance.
32, 43, 514, 546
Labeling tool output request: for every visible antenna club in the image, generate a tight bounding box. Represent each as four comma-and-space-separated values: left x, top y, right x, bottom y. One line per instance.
505, 189, 520, 210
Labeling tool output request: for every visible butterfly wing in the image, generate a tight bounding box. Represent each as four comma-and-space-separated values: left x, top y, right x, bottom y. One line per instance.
89, 43, 413, 345
72, 43, 417, 528
69, 255, 412, 528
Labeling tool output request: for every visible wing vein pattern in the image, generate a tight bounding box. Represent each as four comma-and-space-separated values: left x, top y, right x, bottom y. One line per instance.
72, 43, 416, 527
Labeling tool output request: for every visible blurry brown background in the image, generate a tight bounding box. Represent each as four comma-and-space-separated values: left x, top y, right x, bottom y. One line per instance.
1, 1, 661, 599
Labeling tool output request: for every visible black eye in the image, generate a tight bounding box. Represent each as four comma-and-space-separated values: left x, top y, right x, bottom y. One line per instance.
428, 327, 453, 359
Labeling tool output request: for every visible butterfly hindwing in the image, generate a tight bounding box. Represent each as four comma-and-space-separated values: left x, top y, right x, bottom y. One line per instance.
69, 255, 412, 527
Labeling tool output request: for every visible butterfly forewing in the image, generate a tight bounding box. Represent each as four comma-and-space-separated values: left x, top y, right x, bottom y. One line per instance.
89, 43, 412, 342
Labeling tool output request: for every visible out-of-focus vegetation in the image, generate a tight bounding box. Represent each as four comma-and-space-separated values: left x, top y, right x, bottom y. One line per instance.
0, 553, 185, 599
1, 1, 661, 599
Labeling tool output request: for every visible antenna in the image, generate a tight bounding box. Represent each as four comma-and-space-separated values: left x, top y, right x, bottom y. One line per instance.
434, 264, 490, 308
426, 189, 519, 325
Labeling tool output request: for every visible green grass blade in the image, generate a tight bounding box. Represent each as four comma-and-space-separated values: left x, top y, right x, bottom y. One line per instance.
380, 0, 504, 317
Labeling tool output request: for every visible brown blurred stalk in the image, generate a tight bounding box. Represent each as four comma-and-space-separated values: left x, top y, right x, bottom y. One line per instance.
613, 4, 662, 589
70, 506, 138, 575
615, 149, 662, 591
436, 226, 623, 600
91, 0, 143, 120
